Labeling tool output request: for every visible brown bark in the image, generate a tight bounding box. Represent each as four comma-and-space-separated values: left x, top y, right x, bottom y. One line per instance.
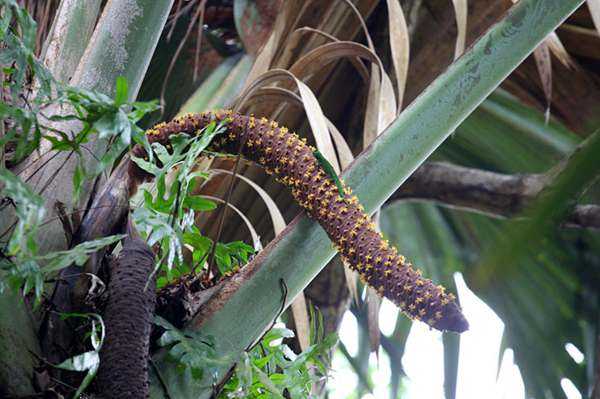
392, 162, 600, 229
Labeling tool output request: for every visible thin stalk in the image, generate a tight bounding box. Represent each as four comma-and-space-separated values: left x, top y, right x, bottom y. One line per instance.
338, 341, 374, 394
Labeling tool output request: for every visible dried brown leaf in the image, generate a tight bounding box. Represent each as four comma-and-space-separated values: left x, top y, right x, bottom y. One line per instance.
209, 169, 286, 234
546, 32, 577, 69
235, 69, 338, 172
533, 41, 552, 122
386, 0, 410, 111
451, 0, 468, 60
288, 41, 380, 80
200, 195, 262, 250
291, 27, 370, 82
337, 0, 376, 50
366, 287, 382, 354
243, 0, 290, 90
587, 0, 600, 37
291, 292, 311, 352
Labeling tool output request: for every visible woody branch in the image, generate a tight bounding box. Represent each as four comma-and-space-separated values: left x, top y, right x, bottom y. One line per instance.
391, 162, 600, 229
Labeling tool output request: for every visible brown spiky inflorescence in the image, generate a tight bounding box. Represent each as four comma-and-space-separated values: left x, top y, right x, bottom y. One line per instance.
96, 221, 156, 398
131, 110, 469, 333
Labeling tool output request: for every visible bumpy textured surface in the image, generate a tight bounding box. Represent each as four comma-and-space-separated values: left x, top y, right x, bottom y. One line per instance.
132, 110, 468, 333
96, 236, 156, 398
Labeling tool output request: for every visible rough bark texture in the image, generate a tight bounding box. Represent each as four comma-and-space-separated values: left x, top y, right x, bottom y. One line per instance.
397, 162, 544, 213
96, 227, 155, 399
131, 110, 468, 332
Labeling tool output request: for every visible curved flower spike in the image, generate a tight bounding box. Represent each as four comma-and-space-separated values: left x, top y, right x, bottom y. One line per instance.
132, 110, 469, 333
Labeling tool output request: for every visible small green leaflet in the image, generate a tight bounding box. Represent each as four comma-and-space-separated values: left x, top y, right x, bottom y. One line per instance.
313, 150, 345, 197
153, 315, 229, 380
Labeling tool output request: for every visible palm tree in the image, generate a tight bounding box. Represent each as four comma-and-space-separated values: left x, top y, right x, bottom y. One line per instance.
0, 1, 598, 398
